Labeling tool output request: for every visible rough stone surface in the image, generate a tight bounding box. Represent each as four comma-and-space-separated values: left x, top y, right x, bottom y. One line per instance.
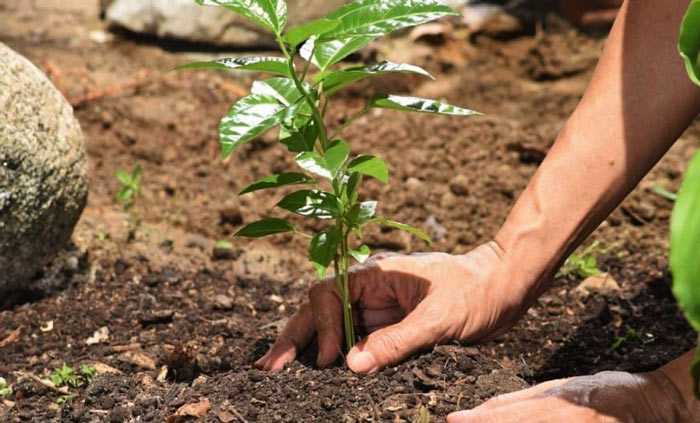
102, 0, 347, 47
0, 43, 89, 293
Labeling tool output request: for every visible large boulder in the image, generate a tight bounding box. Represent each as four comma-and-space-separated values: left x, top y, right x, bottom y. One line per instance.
101, 0, 347, 47
0, 43, 89, 294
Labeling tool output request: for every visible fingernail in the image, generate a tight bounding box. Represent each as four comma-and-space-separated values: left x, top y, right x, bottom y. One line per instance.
348, 351, 377, 373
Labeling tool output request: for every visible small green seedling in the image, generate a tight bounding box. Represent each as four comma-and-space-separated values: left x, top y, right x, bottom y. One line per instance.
56, 394, 77, 405
611, 328, 637, 351
216, 240, 234, 249
0, 377, 12, 399
415, 405, 432, 423
115, 163, 143, 241
651, 183, 678, 202
559, 241, 609, 278
49, 364, 96, 389
182, 0, 480, 351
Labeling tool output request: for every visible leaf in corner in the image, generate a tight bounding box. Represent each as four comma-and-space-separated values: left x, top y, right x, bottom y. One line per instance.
679, 0, 700, 86
349, 245, 371, 263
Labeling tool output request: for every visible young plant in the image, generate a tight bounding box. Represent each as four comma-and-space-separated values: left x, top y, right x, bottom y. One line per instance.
49, 364, 96, 389
182, 0, 480, 351
0, 377, 12, 399
115, 163, 143, 241
674, 0, 700, 397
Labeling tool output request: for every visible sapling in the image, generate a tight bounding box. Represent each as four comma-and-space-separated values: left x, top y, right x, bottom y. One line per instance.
115, 163, 143, 241
182, 0, 480, 351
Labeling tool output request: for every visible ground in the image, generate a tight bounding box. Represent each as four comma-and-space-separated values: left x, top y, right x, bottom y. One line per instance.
0, 1, 697, 422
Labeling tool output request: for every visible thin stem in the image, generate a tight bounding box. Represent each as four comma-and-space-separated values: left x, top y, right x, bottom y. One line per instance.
277, 40, 329, 150
330, 105, 370, 140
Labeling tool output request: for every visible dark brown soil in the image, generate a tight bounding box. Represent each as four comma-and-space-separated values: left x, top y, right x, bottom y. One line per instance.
0, 1, 697, 422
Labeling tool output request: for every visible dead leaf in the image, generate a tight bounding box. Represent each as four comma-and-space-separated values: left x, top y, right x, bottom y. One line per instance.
157, 365, 168, 383
3, 400, 16, 408
168, 399, 211, 422
0, 326, 22, 348
86, 326, 110, 345
40, 321, 54, 333
89, 362, 122, 375
112, 343, 142, 352
216, 411, 236, 423
118, 352, 156, 370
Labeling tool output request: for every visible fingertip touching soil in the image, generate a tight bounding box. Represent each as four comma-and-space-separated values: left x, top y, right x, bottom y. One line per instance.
0, 1, 697, 422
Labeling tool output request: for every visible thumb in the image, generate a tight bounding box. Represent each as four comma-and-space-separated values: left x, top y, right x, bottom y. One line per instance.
346, 304, 442, 373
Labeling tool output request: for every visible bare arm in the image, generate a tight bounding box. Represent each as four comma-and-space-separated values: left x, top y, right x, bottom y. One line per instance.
496, 0, 700, 307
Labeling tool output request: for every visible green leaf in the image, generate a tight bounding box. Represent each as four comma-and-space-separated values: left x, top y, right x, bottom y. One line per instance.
175, 57, 290, 77
679, 0, 700, 86
322, 0, 458, 39
116, 170, 132, 186
670, 149, 700, 333
117, 187, 134, 202
219, 94, 291, 158
346, 172, 361, 201
349, 245, 370, 263
309, 226, 342, 277
196, 0, 287, 34
300, 36, 374, 70
322, 61, 434, 95
251, 77, 304, 106
369, 94, 481, 116
347, 155, 388, 183
280, 121, 317, 152
132, 163, 142, 192
296, 152, 333, 179
372, 217, 432, 244
277, 190, 342, 219
347, 201, 377, 226
216, 240, 234, 249
284, 18, 340, 49
324, 140, 350, 175
239, 172, 315, 195
236, 218, 295, 237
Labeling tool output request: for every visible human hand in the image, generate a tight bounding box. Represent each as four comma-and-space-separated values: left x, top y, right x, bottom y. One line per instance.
255, 241, 538, 373
447, 370, 693, 423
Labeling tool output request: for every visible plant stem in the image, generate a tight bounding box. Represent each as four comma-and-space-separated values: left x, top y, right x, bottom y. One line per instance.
337, 225, 355, 352
330, 105, 370, 140
277, 41, 329, 150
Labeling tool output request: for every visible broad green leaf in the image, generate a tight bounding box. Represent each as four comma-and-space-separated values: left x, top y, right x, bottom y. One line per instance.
324, 140, 350, 174
284, 18, 340, 49
117, 186, 134, 202
235, 218, 295, 237
175, 57, 290, 77
347, 155, 388, 183
196, 0, 287, 34
252, 77, 304, 106
300, 36, 374, 70
372, 217, 432, 244
116, 170, 132, 186
347, 201, 377, 226
280, 122, 317, 152
349, 245, 370, 263
309, 226, 342, 277
322, 61, 434, 95
219, 94, 291, 158
322, 0, 458, 39
296, 152, 332, 179
239, 172, 315, 195
679, 0, 700, 86
369, 94, 481, 116
277, 190, 342, 219
346, 172, 361, 201
670, 149, 700, 333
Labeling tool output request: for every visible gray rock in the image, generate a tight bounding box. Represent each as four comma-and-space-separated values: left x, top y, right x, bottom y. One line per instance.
0, 43, 89, 293
102, 0, 347, 47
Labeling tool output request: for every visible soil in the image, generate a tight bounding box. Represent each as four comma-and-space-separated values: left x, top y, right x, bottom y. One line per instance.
0, 1, 697, 422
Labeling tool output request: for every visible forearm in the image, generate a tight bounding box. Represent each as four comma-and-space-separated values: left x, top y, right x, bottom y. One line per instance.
495, 0, 700, 304
653, 350, 700, 422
